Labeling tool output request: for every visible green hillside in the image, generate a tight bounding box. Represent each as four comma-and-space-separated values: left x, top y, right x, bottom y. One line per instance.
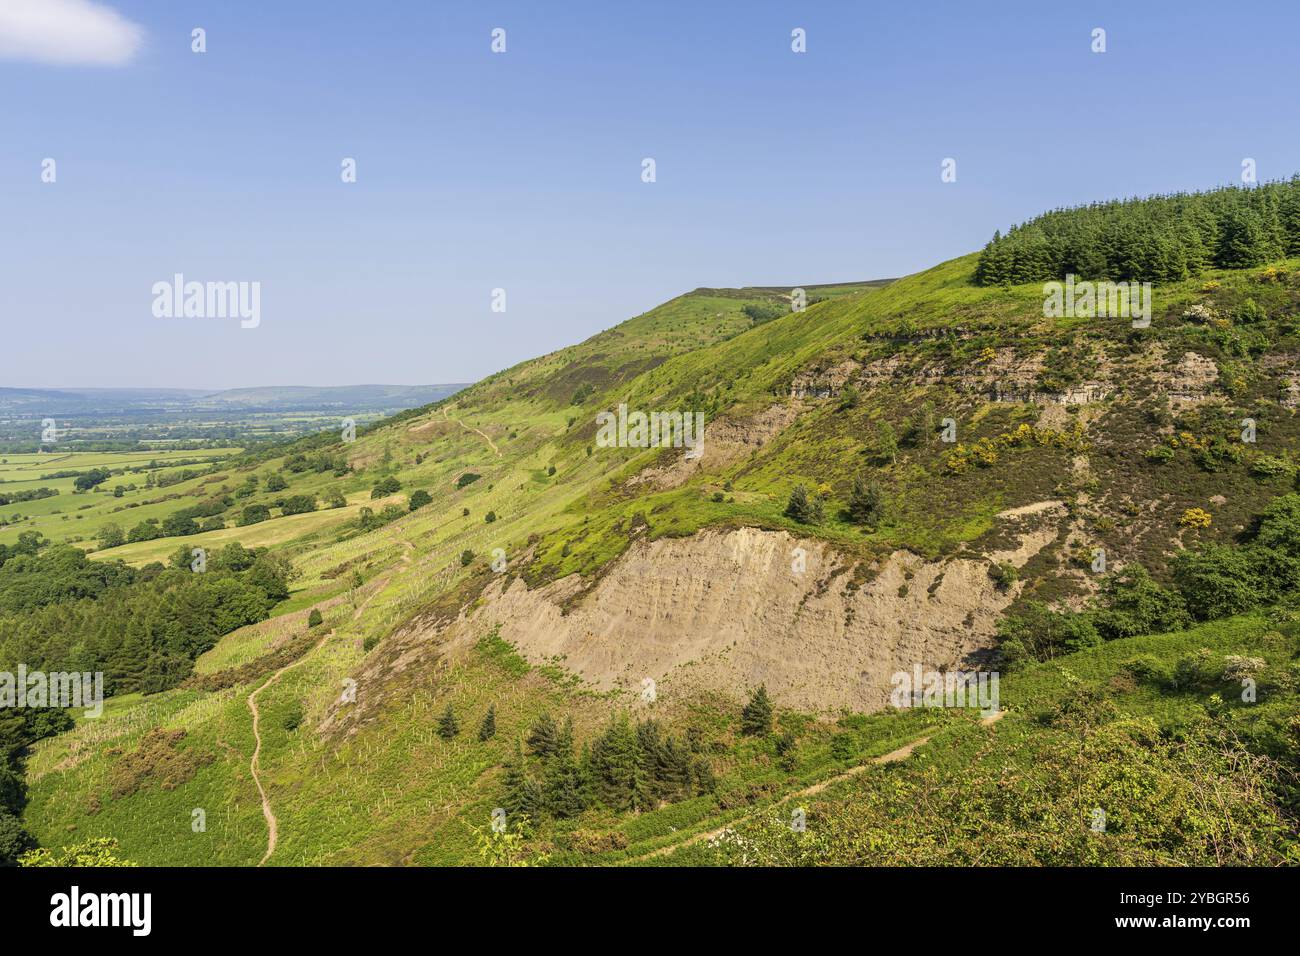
7, 184, 1300, 868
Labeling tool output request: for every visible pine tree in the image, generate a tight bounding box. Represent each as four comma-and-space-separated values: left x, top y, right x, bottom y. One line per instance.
586, 715, 643, 812
1218, 206, 1267, 268
437, 704, 459, 739
526, 712, 558, 757
556, 716, 574, 760
658, 736, 692, 800
478, 705, 497, 741
636, 719, 666, 802
784, 485, 823, 524
1281, 181, 1300, 255
974, 180, 1300, 286
691, 757, 717, 795
741, 685, 773, 737
848, 475, 885, 526
776, 731, 797, 772
543, 749, 589, 819
502, 742, 541, 820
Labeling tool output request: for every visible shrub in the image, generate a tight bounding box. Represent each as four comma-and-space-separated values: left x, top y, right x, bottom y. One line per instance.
279, 494, 316, 516
1250, 455, 1294, 479
1092, 566, 1190, 640
988, 562, 1018, 592
437, 705, 459, 739
18, 837, 135, 868
237, 505, 271, 526
996, 601, 1100, 667
829, 733, 856, 761
1170, 648, 1220, 691
370, 476, 402, 498
742, 302, 784, 326
1172, 545, 1263, 620
281, 702, 304, 732
783, 485, 823, 524
1222, 655, 1266, 682
1251, 494, 1300, 554
1122, 655, 1171, 687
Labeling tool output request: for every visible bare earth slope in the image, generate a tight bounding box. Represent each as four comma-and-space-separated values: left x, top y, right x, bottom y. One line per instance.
349, 502, 1063, 714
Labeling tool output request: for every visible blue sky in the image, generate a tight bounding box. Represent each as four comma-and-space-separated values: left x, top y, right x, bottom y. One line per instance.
3, 0, 1299, 389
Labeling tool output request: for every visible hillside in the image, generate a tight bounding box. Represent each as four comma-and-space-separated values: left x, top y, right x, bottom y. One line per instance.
8, 183, 1300, 867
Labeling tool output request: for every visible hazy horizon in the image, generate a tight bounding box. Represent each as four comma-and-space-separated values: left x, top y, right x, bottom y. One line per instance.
0, 382, 472, 392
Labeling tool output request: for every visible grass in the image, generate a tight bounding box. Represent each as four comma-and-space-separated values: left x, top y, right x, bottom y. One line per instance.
19, 251, 1300, 866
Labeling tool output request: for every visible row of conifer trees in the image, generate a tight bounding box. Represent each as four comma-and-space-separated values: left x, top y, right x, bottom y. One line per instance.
499, 687, 775, 821
974, 178, 1300, 286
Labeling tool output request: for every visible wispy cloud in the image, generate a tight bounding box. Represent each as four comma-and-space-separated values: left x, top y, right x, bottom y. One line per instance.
0, 0, 143, 67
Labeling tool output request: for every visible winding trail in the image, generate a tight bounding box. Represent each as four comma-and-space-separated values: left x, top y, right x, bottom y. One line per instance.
443, 407, 501, 457
247, 534, 417, 865
634, 710, 1006, 862
248, 629, 332, 866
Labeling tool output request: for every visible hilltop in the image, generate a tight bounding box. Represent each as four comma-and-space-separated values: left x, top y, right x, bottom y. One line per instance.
7, 181, 1300, 867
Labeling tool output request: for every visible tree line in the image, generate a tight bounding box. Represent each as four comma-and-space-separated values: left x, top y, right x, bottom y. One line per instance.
0, 537, 293, 864
974, 178, 1300, 286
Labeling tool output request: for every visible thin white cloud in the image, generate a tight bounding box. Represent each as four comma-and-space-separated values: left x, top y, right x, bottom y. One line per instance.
0, 0, 143, 67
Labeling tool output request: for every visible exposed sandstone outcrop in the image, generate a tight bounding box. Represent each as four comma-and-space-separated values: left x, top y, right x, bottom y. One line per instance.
1161, 350, 1220, 407
374, 504, 1066, 714
628, 402, 799, 490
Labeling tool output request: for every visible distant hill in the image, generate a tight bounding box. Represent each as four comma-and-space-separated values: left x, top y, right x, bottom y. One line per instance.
194, 384, 468, 409
0, 383, 470, 447
0, 383, 467, 415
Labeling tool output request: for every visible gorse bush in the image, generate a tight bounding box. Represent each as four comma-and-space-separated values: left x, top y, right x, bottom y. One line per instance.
999, 494, 1300, 666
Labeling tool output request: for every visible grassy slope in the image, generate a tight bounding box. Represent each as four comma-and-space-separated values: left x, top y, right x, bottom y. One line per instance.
21, 255, 1300, 864
648, 611, 1300, 866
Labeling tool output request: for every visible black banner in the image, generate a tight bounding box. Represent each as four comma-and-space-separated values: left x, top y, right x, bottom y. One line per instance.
0, 866, 1284, 941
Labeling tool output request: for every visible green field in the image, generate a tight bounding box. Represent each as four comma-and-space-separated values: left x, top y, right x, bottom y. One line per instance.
0, 448, 243, 548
